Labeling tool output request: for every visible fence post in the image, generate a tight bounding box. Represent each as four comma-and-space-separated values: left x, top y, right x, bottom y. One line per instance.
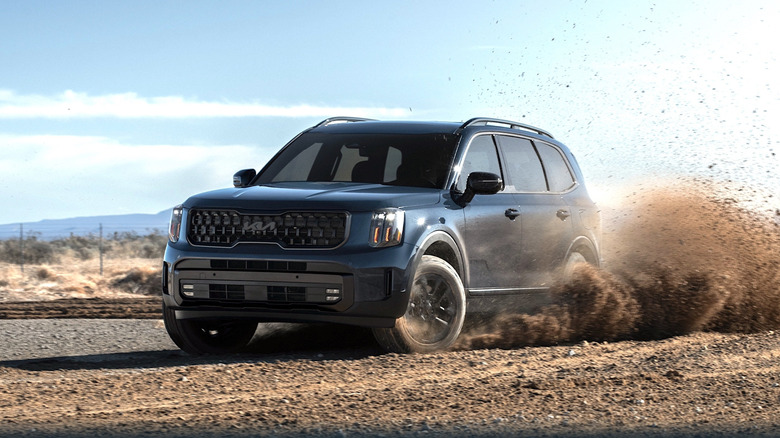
19, 223, 24, 274
99, 223, 104, 276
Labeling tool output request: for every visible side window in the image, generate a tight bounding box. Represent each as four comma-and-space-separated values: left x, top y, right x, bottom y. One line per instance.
457, 135, 502, 192
536, 142, 575, 192
495, 135, 546, 192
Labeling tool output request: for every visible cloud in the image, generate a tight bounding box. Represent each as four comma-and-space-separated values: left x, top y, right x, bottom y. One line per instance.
0, 89, 410, 119
0, 134, 276, 224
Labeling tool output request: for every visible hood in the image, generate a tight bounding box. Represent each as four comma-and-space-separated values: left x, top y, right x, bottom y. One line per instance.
183, 182, 441, 212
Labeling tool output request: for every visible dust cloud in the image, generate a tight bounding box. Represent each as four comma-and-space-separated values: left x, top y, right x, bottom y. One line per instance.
458, 182, 780, 349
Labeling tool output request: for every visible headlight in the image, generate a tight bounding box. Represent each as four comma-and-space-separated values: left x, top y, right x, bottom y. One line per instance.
168, 205, 183, 243
369, 209, 404, 247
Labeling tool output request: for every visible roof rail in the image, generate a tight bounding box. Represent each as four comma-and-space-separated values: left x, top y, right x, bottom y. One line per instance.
455, 117, 554, 139
313, 117, 376, 128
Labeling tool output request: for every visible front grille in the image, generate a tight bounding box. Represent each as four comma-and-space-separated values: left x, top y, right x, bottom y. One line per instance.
187, 209, 348, 248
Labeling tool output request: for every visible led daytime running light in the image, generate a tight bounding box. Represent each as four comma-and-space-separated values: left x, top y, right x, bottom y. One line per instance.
169, 205, 183, 243
369, 209, 404, 247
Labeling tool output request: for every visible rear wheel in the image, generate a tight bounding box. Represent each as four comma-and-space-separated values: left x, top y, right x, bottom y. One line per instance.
163, 303, 257, 355
372, 255, 466, 353
563, 249, 592, 281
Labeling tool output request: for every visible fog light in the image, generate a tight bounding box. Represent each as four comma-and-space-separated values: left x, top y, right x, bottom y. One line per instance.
325, 288, 341, 302
182, 284, 195, 297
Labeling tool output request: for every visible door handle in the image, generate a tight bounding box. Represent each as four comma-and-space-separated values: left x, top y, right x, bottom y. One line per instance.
505, 208, 520, 220
557, 209, 571, 221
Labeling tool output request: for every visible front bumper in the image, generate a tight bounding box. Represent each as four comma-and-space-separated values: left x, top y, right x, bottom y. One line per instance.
162, 242, 415, 328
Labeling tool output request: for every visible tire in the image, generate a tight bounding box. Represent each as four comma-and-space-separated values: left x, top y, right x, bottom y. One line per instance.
562, 250, 589, 281
372, 255, 466, 353
163, 302, 258, 355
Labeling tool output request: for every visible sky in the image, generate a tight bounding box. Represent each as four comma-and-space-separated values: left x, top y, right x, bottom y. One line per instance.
1, 0, 779, 229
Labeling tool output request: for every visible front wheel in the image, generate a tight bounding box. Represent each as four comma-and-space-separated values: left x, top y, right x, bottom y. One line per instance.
372, 255, 466, 353
163, 303, 258, 355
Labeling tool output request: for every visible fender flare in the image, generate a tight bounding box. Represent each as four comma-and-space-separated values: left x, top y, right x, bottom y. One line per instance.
565, 236, 601, 267
405, 230, 466, 293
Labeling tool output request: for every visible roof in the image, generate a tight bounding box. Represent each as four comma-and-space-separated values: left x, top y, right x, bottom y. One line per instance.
306, 117, 554, 139
308, 119, 462, 135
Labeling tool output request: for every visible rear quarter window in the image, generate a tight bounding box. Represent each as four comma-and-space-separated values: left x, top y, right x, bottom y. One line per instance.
536, 143, 575, 192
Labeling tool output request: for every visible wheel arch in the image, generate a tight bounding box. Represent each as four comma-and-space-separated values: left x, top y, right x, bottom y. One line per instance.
412, 230, 465, 282
565, 236, 601, 267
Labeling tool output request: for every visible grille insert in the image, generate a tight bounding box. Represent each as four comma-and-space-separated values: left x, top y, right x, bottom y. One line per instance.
209, 284, 245, 300
268, 286, 306, 302
182, 282, 342, 304
187, 210, 348, 248
209, 259, 307, 271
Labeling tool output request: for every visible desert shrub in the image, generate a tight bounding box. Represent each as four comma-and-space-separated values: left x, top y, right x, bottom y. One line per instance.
0, 238, 57, 264
0, 239, 20, 263
110, 266, 161, 295
140, 243, 161, 258
35, 267, 56, 280
53, 234, 97, 260
105, 231, 166, 259
0, 230, 167, 265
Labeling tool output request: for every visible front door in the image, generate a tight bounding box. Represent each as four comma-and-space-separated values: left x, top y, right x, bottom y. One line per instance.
459, 135, 524, 291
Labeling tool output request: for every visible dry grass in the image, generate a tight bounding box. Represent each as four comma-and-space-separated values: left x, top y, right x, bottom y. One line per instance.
0, 257, 160, 303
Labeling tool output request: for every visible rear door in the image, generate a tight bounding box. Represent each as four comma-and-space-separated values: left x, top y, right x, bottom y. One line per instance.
495, 135, 575, 287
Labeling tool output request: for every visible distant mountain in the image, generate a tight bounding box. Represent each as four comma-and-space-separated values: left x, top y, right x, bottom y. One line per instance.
0, 210, 171, 240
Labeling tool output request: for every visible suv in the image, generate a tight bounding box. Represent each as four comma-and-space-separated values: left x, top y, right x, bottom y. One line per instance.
162, 117, 601, 354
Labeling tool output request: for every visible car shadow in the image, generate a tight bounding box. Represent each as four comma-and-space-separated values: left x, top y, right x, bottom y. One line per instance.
1, 323, 383, 372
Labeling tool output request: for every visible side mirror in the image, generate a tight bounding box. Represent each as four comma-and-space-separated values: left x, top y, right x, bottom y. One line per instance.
468, 171, 503, 195
233, 169, 256, 188
454, 172, 503, 206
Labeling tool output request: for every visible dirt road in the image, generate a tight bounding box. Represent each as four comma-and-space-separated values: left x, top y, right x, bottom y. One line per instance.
2, 186, 780, 436
0, 298, 161, 320
1, 315, 780, 437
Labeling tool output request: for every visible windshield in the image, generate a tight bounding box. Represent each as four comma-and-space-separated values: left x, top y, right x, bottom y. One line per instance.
256, 132, 458, 189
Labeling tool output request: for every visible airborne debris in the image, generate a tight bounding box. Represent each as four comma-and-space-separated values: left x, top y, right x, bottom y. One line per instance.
457, 184, 780, 349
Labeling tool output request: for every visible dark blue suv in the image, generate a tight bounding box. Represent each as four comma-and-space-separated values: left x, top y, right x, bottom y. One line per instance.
162, 117, 601, 353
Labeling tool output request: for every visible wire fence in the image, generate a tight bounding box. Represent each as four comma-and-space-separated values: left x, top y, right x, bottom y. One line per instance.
0, 220, 167, 241
0, 223, 167, 276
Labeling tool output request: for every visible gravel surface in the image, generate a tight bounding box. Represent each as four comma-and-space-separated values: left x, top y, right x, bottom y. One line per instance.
0, 298, 161, 320
0, 319, 177, 362
1, 319, 780, 437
